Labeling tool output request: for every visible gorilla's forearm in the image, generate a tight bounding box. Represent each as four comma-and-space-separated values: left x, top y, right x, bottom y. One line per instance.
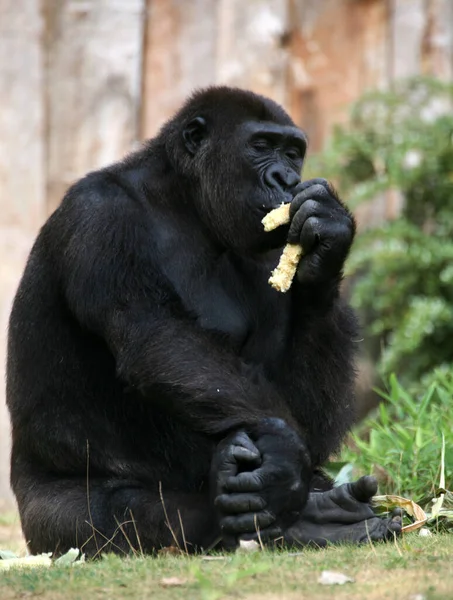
274, 297, 358, 463
103, 310, 296, 435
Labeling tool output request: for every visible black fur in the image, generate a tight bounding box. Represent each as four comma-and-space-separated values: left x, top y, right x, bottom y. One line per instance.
7, 87, 388, 557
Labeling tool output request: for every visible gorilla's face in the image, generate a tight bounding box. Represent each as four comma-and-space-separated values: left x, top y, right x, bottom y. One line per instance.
181, 115, 307, 253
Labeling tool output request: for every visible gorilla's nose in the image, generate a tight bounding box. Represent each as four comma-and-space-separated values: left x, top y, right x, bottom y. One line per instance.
265, 165, 300, 194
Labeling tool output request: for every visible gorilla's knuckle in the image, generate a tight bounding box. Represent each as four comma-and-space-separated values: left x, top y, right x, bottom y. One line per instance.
304, 216, 321, 233
289, 480, 303, 494
214, 494, 228, 508
259, 417, 288, 433
258, 510, 276, 526
337, 222, 354, 240
299, 199, 319, 216
313, 177, 330, 188
310, 183, 328, 197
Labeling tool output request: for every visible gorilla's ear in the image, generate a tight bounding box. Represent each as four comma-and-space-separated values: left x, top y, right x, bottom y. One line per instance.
183, 117, 207, 155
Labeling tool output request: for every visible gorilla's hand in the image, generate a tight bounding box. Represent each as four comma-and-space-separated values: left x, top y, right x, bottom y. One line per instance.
288, 178, 355, 284
212, 419, 310, 544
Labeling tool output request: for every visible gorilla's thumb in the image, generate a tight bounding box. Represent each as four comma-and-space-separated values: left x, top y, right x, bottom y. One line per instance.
348, 475, 378, 503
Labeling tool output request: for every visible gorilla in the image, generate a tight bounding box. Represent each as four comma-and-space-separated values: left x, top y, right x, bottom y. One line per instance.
7, 87, 401, 557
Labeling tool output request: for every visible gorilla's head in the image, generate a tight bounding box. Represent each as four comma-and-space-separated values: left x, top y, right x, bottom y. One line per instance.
161, 87, 307, 253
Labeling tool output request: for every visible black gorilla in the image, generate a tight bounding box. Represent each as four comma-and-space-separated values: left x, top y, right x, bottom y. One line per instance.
7, 87, 401, 556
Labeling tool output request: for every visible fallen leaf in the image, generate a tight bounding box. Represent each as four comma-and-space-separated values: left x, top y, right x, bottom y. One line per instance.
318, 570, 355, 585
54, 547, 85, 566
0, 553, 52, 571
0, 550, 19, 560
372, 494, 427, 532
418, 528, 432, 537
237, 539, 260, 553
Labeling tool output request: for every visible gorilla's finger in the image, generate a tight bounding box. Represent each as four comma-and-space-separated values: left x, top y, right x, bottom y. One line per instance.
288, 199, 323, 240
220, 510, 276, 534
225, 471, 263, 492
221, 533, 238, 551
387, 517, 402, 535
216, 432, 260, 473
288, 215, 321, 252
215, 493, 266, 514
348, 476, 378, 503
229, 431, 260, 453
290, 182, 336, 218
232, 446, 261, 466
291, 178, 331, 202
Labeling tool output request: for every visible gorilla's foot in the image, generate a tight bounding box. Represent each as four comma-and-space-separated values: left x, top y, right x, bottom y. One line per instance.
241, 476, 402, 548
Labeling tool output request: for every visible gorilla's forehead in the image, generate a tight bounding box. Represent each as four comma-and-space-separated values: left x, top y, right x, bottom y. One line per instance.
238, 120, 308, 146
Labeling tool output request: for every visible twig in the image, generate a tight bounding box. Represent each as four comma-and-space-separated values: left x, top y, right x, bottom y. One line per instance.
85, 440, 100, 555
177, 509, 189, 555
254, 514, 264, 551
114, 516, 138, 556
129, 510, 144, 558
88, 521, 130, 559
159, 481, 182, 551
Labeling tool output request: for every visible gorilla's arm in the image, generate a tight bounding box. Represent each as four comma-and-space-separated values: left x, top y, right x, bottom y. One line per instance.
273, 179, 358, 463
56, 181, 292, 438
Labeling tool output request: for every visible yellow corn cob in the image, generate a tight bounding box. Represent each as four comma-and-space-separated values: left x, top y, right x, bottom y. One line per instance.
261, 204, 303, 293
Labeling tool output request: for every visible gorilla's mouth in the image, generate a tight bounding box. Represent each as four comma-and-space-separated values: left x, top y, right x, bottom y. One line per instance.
259, 194, 293, 217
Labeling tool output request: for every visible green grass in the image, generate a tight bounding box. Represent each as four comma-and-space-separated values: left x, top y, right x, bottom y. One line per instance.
1, 533, 453, 600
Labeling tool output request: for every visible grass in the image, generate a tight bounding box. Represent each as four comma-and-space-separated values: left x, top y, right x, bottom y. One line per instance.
1, 512, 452, 600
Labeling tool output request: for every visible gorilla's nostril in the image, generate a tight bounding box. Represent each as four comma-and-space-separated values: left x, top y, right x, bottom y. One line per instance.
265, 165, 300, 192
265, 166, 284, 189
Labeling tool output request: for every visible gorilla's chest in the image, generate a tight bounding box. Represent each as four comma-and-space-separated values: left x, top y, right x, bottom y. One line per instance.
193, 281, 249, 344
169, 255, 289, 363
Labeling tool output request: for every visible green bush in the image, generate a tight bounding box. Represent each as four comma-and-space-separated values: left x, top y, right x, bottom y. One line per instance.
307, 77, 453, 388
341, 372, 453, 501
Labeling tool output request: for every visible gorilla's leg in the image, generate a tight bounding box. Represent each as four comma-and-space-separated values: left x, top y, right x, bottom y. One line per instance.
15, 476, 216, 557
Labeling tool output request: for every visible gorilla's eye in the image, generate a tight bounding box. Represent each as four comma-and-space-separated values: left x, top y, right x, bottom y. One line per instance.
285, 148, 301, 161
251, 139, 272, 152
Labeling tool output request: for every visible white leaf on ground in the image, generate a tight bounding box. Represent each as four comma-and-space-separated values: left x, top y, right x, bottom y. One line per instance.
238, 539, 260, 553
318, 570, 355, 585
0, 553, 52, 571
54, 548, 84, 566
0, 550, 19, 560
419, 528, 432, 537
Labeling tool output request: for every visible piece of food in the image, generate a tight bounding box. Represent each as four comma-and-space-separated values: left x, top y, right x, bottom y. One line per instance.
262, 203, 291, 232
268, 243, 303, 293
262, 204, 302, 293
